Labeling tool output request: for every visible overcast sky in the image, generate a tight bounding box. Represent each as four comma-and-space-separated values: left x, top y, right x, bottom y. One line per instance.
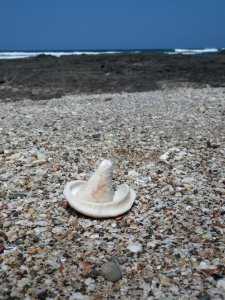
0, 0, 224, 50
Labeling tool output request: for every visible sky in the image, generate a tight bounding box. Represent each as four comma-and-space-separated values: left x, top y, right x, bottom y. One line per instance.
0, 0, 224, 50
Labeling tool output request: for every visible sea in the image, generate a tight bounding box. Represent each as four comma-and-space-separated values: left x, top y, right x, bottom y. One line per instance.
0, 48, 223, 60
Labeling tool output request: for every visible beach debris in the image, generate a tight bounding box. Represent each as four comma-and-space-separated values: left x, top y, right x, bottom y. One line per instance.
197, 295, 211, 300
2, 246, 17, 255
127, 241, 143, 253
217, 279, 225, 291
110, 256, 122, 266
71, 292, 90, 300
35, 289, 48, 300
0, 244, 5, 254
63, 160, 136, 218
159, 147, 187, 163
101, 261, 122, 282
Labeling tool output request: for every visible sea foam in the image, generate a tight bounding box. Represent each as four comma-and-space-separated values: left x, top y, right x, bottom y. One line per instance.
174, 48, 218, 55
0, 51, 120, 60
0, 48, 221, 60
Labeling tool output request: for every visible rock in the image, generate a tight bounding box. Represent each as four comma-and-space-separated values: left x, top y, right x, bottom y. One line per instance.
101, 261, 122, 282
218, 49, 225, 55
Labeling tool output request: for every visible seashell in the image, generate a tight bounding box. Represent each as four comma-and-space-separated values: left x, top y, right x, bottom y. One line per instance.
63, 160, 136, 218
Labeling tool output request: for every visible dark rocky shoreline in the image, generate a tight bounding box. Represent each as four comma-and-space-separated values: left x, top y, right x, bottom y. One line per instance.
0, 52, 225, 101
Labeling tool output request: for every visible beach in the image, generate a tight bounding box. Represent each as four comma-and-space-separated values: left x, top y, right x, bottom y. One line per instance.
0, 53, 225, 299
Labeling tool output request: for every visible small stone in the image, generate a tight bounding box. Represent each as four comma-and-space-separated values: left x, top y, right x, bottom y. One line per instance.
127, 241, 142, 253
127, 170, 140, 178
174, 150, 187, 160
0, 231, 8, 242
32, 235, 40, 243
87, 269, 99, 279
35, 288, 48, 300
84, 277, 95, 286
92, 133, 101, 140
202, 232, 212, 241
0, 203, 8, 210
34, 220, 48, 227
0, 244, 5, 254
195, 227, 203, 235
60, 200, 69, 209
26, 246, 41, 254
101, 261, 122, 282
37, 159, 47, 166
10, 153, 21, 160
197, 295, 211, 300
0, 145, 4, 154
71, 292, 90, 300
3, 221, 12, 228
211, 274, 224, 281
181, 177, 195, 184
15, 238, 24, 245
217, 278, 225, 290
110, 256, 121, 266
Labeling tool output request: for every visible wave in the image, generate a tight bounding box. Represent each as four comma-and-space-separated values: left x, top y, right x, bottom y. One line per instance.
0, 48, 222, 59
174, 48, 218, 55
0, 51, 121, 60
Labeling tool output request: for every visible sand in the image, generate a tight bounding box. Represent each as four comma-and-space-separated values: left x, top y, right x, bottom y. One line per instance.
0, 86, 225, 299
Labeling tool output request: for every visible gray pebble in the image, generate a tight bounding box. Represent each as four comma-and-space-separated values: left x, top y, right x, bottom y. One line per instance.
0, 145, 4, 154
110, 256, 121, 266
197, 295, 210, 300
101, 262, 122, 282
3, 221, 12, 228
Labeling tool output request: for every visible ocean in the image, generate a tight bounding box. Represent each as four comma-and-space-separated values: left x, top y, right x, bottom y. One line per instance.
0, 48, 223, 60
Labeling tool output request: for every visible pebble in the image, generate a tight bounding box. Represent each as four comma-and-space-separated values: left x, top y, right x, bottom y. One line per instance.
0, 145, 4, 154
197, 295, 211, 300
101, 262, 122, 282
35, 288, 48, 300
71, 292, 90, 300
216, 278, 225, 290
127, 241, 142, 253
3, 221, 12, 228
84, 277, 95, 286
0, 244, 5, 254
34, 220, 48, 227
110, 256, 121, 266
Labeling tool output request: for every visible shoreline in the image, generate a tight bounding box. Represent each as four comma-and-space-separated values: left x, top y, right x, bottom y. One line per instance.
0, 51, 225, 101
